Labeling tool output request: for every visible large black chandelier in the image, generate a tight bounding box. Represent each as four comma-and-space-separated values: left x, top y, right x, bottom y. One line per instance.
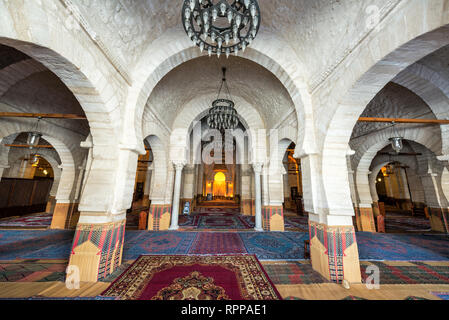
182, 0, 261, 58
207, 67, 239, 130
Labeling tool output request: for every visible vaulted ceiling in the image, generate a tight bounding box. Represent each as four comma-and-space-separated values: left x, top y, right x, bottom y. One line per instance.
71, 0, 398, 86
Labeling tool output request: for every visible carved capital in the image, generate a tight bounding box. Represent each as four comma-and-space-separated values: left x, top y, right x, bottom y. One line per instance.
173, 161, 186, 171
252, 162, 263, 174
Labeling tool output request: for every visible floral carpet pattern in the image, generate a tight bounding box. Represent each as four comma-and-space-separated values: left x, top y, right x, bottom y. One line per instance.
101, 255, 281, 300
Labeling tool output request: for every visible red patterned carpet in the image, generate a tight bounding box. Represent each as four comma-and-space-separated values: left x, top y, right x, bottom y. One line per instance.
101, 255, 281, 300
189, 232, 247, 254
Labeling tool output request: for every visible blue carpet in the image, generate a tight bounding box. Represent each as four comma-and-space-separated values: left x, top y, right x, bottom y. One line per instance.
239, 232, 306, 260
122, 231, 196, 260
0, 230, 74, 260
356, 232, 449, 261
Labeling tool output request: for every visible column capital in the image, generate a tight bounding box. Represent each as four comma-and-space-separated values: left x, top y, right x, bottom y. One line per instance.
252, 162, 263, 173
172, 161, 186, 171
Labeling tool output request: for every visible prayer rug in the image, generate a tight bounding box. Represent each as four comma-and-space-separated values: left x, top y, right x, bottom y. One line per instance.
178, 215, 200, 228
239, 232, 307, 260
195, 207, 240, 214
101, 255, 281, 300
188, 233, 247, 254
239, 216, 309, 232
430, 292, 449, 300
122, 231, 196, 260
360, 261, 449, 284
0, 212, 53, 228
356, 232, 449, 261
196, 216, 251, 229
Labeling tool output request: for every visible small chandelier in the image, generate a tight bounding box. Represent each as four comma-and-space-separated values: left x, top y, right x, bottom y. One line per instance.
182, 0, 261, 58
389, 137, 403, 154
389, 121, 403, 154
27, 117, 42, 150
207, 67, 239, 131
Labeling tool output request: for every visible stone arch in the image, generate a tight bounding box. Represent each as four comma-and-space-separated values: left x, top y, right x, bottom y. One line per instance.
356, 134, 444, 207
125, 30, 313, 155
392, 64, 449, 154
0, 0, 123, 144
0, 125, 77, 201
7, 147, 62, 198
322, 18, 449, 219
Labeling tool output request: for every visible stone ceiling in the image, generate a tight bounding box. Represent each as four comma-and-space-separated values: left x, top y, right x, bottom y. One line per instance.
71, 0, 397, 86
145, 55, 295, 129
350, 82, 436, 147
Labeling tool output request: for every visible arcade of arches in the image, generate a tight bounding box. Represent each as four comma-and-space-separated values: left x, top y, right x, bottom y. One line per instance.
0, 0, 449, 300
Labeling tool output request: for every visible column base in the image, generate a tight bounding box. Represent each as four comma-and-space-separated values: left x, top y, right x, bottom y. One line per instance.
240, 199, 253, 216
309, 221, 362, 284
354, 206, 376, 232
50, 202, 71, 229
262, 206, 285, 232
147, 204, 172, 231
427, 207, 449, 233
68, 220, 125, 282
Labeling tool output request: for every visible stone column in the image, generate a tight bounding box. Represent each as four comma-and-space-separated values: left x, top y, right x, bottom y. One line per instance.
169, 162, 185, 230
240, 164, 253, 215
355, 170, 376, 232
421, 171, 448, 233
264, 165, 285, 232
50, 164, 76, 229
142, 164, 153, 207
68, 144, 141, 282
181, 164, 195, 214
262, 165, 269, 207
303, 151, 361, 284
253, 163, 263, 232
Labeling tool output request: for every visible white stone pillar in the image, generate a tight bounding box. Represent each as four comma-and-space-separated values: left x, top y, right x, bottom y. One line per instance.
253, 163, 263, 231
144, 164, 153, 197
399, 168, 411, 200
182, 164, 195, 199
356, 170, 373, 207
169, 162, 185, 230
346, 155, 359, 206
262, 165, 269, 206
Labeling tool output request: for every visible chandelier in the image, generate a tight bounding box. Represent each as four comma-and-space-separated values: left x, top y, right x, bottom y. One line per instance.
182, 0, 261, 58
389, 137, 403, 154
207, 67, 239, 130
389, 121, 403, 154
27, 117, 42, 150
